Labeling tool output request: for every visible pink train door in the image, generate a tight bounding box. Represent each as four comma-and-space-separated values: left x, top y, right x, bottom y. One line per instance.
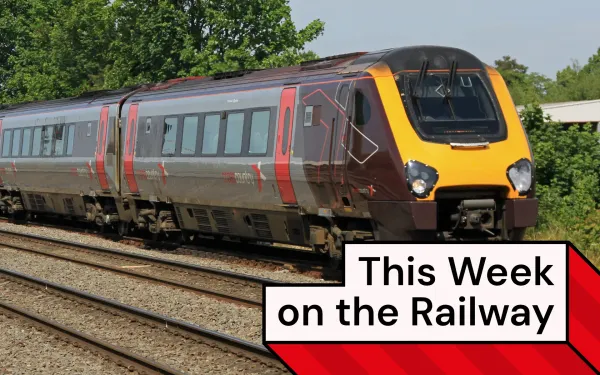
124, 104, 139, 194
275, 88, 298, 205
95, 106, 110, 191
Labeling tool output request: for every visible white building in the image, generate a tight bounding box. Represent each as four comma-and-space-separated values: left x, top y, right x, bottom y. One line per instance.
516, 99, 600, 131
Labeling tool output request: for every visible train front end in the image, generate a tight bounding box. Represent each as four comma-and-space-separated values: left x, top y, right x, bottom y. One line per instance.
364, 46, 538, 241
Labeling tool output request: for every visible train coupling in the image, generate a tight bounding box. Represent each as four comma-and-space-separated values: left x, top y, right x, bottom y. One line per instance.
450, 199, 496, 233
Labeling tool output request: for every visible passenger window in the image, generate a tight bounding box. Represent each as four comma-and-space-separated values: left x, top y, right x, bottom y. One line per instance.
282, 108, 290, 155
42, 125, 54, 156
22, 128, 32, 156
31, 128, 42, 156
54, 125, 65, 156
181, 116, 199, 155
355, 90, 371, 126
338, 84, 350, 108
146, 118, 152, 133
202, 114, 220, 155
11, 129, 21, 157
66, 125, 75, 156
249, 111, 270, 155
162, 117, 178, 156
224, 113, 244, 155
2, 130, 12, 157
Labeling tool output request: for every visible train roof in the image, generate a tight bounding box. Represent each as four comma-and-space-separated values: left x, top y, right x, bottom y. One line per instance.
0, 46, 485, 117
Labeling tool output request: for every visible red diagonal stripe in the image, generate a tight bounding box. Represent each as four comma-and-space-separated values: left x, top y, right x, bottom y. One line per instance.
458, 344, 521, 374
495, 344, 561, 375
570, 277, 600, 341
570, 317, 600, 372
305, 344, 369, 375
534, 344, 596, 374
419, 344, 483, 375
569, 248, 600, 306
382, 345, 445, 375
269, 344, 331, 375
341, 345, 407, 374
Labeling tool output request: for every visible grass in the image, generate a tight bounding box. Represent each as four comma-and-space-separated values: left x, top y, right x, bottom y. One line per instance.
526, 227, 600, 269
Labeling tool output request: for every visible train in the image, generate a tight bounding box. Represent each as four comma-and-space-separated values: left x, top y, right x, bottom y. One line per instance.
0, 46, 538, 262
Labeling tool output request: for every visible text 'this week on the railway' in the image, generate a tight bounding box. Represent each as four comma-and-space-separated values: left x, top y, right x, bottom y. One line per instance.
264, 243, 567, 342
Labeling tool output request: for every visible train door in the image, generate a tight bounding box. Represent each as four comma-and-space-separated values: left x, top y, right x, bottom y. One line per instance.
275, 88, 298, 205
95, 106, 110, 191
124, 104, 139, 194
333, 83, 353, 207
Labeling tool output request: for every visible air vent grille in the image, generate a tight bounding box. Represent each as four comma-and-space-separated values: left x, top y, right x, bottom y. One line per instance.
27, 194, 46, 212
192, 208, 212, 233
174, 207, 184, 225
251, 214, 273, 239
212, 210, 232, 234
63, 198, 76, 215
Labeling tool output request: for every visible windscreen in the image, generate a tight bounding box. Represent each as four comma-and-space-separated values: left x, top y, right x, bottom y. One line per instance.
398, 72, 505, 142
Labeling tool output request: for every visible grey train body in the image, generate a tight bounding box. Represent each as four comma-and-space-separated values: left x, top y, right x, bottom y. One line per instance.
0, 54, 381, 258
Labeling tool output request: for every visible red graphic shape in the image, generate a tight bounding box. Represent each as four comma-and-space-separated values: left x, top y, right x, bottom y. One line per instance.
158, 162, 168, 186
266, 245, 600, 374
124, 104, 139, 193
275, 87, 297, 205
252, 163, 263, 192
86, 161, 94, 181
95, 106, 110, 190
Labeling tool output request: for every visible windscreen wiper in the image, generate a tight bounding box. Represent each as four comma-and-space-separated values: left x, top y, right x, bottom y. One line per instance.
410, 59, 429, 120
444, 60, 458, 120
412, 59, 429, 98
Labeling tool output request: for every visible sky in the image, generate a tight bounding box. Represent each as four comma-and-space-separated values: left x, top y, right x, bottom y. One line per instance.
289, 0, 600, 79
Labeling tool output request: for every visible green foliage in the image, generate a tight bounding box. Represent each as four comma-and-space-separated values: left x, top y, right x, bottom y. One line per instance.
520, 104, 600, 257
0, 0, 324, 102
495, 48, 600, 105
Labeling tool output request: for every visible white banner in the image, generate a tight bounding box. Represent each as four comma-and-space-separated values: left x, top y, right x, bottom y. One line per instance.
264, 243, 567, 342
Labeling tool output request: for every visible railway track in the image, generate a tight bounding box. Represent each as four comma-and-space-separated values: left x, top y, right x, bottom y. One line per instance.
0, 230, 278, 308
0, 216, 339, 280
0, 267, 287, 374
0, 300, 183, 375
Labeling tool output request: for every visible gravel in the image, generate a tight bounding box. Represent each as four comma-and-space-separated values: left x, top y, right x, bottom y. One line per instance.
0, 279, 285, 375
0, 247, 264, 344
0, 222, 324, 284
0, 312, 130, 375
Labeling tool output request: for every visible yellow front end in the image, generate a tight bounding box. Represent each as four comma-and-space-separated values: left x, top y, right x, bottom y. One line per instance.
368, 62, 532, 201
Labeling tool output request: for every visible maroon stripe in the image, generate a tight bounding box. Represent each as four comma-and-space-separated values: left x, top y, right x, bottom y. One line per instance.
381, 345, 444, 375
458, 344, 521, 374
495, 344, 561, 374
305, 344, 369, 375
571, 277, 600, 342
534, 344, 596, 375
419, 345, 483, 375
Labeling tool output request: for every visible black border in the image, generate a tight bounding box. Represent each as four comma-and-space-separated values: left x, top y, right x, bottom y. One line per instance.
261, 241, 600, 360
261, 240, 600, 374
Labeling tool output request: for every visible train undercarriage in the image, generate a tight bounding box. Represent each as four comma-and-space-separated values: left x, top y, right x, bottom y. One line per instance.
0, 187, 536, 269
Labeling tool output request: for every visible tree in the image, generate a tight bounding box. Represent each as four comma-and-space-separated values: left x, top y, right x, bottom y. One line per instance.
0, 0, 113, 103
493, 56, 550, 105
105, 0, 325, 88
0, 0, 325, 102
496, 48, 600, 105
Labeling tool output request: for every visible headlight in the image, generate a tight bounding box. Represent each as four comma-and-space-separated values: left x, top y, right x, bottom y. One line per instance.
405, 160, 439, 199
507, 159, 532, 195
